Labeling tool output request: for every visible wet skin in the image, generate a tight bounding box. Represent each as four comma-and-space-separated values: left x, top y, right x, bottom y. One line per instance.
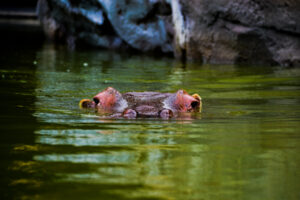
79, 87, 202, 119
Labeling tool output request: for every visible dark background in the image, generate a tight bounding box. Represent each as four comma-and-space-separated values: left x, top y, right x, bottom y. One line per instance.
0, 1, 38, 8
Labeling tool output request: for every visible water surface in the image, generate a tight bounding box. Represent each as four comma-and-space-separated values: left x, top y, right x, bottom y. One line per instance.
1, 43, 300, 200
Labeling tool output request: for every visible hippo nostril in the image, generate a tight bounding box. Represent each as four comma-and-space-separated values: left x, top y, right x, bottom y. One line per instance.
191, 101, 199, 108
159, 109, 173, 119
93, 97, 99, 105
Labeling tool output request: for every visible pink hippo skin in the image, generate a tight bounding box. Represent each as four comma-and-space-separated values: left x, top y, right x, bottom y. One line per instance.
79, 87, 202, 119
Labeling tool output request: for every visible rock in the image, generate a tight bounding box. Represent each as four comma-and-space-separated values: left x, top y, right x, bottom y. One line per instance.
98, 0, 173, 52
37, 0, 173, 52
171, 0, 300, 66
37, 0, 300, 66
37, 0, 127, 49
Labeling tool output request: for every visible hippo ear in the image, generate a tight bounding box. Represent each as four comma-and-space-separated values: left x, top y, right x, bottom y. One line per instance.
79, 99, 94, 108
192, 94, 201, 101
192, 94, 202, 113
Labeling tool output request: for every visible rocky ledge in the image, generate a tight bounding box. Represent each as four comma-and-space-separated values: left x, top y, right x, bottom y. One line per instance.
37, 0, 300, 67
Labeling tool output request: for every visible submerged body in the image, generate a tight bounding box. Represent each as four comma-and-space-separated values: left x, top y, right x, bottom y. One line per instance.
79, 87, 202, 119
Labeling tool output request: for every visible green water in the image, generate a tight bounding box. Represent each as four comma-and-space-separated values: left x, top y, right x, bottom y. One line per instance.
1, 43, 300, 200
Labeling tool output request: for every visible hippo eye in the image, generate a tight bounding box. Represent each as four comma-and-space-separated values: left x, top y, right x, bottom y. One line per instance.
191, 101, 199, 108
93, 97, 100, 105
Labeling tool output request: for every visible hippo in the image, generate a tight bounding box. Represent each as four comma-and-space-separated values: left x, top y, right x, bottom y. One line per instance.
79, 87, 202, 119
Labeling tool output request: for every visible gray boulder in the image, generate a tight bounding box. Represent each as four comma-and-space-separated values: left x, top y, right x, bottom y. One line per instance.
98, 0, 173, 52
37, 0, 172, 52
171, 0, 300, 66
37, 0, 300, 66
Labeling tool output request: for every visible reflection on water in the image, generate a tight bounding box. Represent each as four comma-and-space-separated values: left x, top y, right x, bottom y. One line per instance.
2, 43, 300, 200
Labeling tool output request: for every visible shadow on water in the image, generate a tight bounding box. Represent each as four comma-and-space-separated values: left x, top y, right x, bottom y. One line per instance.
1, 21, 300, 200
0, 20, 41, 199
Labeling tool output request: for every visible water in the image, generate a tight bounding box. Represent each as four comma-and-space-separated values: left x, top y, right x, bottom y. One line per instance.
1, 41, 300, 199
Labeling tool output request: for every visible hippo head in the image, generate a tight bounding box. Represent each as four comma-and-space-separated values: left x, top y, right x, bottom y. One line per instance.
79, 87, 202, 118
173, 90, 202, 112
79, 87, 127, 113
